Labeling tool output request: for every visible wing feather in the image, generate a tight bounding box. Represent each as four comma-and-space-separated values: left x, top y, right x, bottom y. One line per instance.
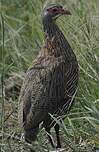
18, 56, 65, 128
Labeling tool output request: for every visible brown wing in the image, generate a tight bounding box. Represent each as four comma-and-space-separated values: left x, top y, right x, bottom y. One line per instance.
18, 56, 65, 129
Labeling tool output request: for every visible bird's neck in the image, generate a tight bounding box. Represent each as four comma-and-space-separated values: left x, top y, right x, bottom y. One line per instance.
42, 18, 76, 59
43, 17, 58, 38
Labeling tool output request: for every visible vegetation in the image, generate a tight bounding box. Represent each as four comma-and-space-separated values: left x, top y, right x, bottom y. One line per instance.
0, 0, 99, 151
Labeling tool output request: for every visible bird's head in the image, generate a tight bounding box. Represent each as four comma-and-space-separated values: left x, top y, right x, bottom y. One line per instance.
43, 4, 71, 21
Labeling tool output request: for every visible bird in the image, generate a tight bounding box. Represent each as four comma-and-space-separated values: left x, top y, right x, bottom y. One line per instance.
18, 3, 79, 151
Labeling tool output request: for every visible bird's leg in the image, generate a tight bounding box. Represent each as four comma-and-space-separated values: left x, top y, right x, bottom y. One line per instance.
54, 124, 61, 148
24, 127, 39, 152
45, 127, 56, 148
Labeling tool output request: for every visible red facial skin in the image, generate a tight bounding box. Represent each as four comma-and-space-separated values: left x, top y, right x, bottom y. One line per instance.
47, 7, 71, 15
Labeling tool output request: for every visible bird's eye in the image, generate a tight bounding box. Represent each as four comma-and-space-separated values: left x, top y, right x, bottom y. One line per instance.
52, 8, 58, 12
47, 8, 58, 13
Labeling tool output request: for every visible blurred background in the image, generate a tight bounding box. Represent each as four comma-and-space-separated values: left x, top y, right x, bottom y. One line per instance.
0, 0, 99, 151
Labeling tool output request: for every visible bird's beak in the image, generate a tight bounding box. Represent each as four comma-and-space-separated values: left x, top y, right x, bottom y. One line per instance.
60, 8, 71, 15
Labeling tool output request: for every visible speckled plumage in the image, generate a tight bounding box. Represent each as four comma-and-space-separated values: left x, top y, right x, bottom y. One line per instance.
18, 4, 79, 148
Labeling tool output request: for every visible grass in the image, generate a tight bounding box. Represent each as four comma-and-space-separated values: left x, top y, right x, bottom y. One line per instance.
0, 0, 99, 151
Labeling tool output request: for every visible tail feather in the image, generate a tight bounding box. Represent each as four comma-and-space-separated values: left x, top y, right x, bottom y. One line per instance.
24, 127, 39, 143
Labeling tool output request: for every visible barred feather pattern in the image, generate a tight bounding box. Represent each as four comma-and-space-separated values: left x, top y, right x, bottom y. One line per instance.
18, 14, 79, 142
